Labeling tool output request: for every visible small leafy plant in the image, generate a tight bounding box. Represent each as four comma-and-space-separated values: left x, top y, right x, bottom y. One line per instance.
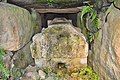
47, 0, 54, 5
78, 66, 100, 80
81, 6, 100, 43
0, 49, 10, 80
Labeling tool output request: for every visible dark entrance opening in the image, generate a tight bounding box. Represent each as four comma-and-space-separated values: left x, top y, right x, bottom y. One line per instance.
40, 13, 77, 28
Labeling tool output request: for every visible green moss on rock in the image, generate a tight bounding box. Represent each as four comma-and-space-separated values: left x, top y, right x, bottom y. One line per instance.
31, 22, 88, 73
36, 0, 82, 8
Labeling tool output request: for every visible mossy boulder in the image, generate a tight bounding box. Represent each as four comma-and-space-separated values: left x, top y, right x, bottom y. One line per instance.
0, 3, 33, 51
13, 42, 34, 69
30, 18, 88, 72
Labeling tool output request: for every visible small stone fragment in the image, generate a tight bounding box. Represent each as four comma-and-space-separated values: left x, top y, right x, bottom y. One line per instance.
38, 70, 46, 79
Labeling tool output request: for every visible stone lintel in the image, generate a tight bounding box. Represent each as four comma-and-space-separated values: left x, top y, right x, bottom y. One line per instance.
35, 7, 82, 14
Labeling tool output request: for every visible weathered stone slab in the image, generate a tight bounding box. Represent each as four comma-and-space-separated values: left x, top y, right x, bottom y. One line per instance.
34, 7, 82, 13
30, 18, 88, 72
88, 4, 120, 80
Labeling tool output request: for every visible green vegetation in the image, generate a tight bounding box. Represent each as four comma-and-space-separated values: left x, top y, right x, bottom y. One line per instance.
43, 66, 53, 74
0, 49, 10, 80
70, 67, 99, 80
11, 67, 23, 79
47, 0, 54, 5
43, 66, 99, 80
37, 0, 55, 5
81, 6, 100, 43
36, 0, 80, 7
78, 67, 99, 80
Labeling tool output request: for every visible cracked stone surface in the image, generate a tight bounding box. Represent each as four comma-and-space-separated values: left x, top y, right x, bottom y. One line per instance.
30, 18, 88, 72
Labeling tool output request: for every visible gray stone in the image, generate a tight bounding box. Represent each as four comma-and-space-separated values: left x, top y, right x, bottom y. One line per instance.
13, 42, 34, 69
31, 8, 42, 34
114, 0, 120, 8
8, 0, 35, 5
38, 70, 46, 79
0, 3, 33, 51
3, 51, 13, 69
45, 76, 54, 80
21, 65, 39, 80
88, 4, 120, 80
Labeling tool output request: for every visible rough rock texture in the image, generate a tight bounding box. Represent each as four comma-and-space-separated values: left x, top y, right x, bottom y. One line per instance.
0, 3, 33, 51
37, 0, 82, 3
30, 18, 88, 72
13, 42, 34, 69
8, 0, 35, 5
114, 0, 120, 8
21, 65, 40, 80
3, 42, 34, 79
11, 67, 24, 79
3, 51, 13, 69
38, 70, 46, 79
88, 3, 120, 80
31, 9, 41, 34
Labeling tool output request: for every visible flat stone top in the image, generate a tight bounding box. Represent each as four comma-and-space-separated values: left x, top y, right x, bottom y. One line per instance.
35, 7, 82, 13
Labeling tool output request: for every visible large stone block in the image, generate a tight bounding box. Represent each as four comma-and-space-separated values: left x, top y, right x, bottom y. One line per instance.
88, 4, 120, 80
0, 3, 33, 51
30, 18, 88, 72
